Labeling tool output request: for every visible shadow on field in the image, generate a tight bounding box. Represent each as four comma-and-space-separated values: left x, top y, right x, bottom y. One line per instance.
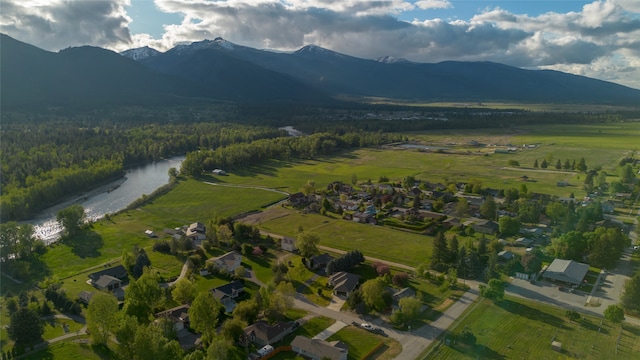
496, 300, 569, 330
65, 229, 103, 258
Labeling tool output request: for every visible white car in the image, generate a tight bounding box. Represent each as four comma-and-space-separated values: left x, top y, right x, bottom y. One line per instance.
361, 323, 373, 330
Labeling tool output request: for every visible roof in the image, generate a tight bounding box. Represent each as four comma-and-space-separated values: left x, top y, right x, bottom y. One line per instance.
498, 250, 514, 260
543, 259, 589, 285
311, 253, 334, 266
393, 287, 416, 299
244, 320, 295, 345
328, 272, 360, 293
155, 304, 191, 323
209, 251, 242, 269
291, 336, 348, 360
211, 281, 244, 299
94, 275, 122, 289
88, 264, 128, 281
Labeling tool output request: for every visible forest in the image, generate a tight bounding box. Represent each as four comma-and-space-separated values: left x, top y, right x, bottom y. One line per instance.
1, 105, 638, 222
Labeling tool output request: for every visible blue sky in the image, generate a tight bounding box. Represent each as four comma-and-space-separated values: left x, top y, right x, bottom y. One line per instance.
2, 1, 639, 89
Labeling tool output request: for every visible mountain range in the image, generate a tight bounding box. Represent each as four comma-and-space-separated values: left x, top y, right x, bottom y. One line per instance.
2, 33, 640, 109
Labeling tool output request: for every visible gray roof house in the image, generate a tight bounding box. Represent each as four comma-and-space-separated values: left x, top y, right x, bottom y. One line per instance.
208, 251, 242, 273
211, 280, 245, 313
543, 259, 589, 286
291, 336, 348, 360
243, 320, 296, 346
327, 272, 360, 297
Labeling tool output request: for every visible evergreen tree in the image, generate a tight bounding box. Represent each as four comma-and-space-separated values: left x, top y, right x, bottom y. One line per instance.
431, 232, 449, 272
533, 159, 538, 168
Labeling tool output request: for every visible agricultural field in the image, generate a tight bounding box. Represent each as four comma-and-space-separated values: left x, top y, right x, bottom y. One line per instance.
425, 295, 640, 360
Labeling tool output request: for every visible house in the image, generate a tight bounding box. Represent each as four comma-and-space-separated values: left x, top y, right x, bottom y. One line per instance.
520, 227, 544, 238
515, 237, 534, 247
243, 320, 296, 346
327, 272, 360, 297
542, 259, 589, 286
281, 236, 297, 252
186, 222, 206, 242
352, 212, 375, 224
498, 250, 515, 261
289, 192, 310, 207
442, 217, 462, 229
392, 287, 416, 303
78, 290, 94, 305
208, 251, 242, 272
309, 253, 334, 271
155, 304, 191, 331
291, 336, 348, 360
88, 265, 128, 284
92, 275, 125, 300
144, 229, 157, 238
211, 281, 245, 313
212, 169, 226, 176
471, 220, 499, 234
335, 200, 359, 211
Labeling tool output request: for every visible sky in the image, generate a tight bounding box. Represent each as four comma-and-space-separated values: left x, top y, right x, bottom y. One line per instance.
2, 0, 640, 89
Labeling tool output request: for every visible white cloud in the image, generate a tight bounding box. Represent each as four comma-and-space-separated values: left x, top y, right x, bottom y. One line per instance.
0, 0, 132, 51
415, 0, 451, 10
1, 0, 638, 89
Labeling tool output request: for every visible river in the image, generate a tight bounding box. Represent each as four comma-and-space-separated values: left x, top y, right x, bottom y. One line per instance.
28, 156, 184, 244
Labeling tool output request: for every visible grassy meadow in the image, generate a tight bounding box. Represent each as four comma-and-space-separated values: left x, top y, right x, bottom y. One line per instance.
426, 295, 640, 360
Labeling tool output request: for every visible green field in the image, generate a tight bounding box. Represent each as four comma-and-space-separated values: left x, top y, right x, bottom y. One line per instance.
426, 295, 640, 360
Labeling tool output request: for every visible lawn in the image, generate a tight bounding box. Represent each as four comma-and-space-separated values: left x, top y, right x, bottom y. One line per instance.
257, 208, 432, 267
425, 295, 640, 360
326, 326, 401, 360
25, 341, 111, 360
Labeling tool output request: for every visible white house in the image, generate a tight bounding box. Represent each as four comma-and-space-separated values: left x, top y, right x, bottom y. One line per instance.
281, 236, 297, 252
208, 251, 242, 272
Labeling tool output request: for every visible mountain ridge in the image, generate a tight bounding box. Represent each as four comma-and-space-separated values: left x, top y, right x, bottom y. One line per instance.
2, 33, 640, 109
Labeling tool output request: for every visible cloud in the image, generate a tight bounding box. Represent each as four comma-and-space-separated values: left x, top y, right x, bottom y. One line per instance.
1, 0, 638, 89
0, 0, 132, 51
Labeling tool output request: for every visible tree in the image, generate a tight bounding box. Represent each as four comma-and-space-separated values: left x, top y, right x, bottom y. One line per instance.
132, 248, 152, 278
498, 216, 520, 237
232, 299, 259, 324
361, 278, 391, 312
540, 159, 548, 169
455, 198, 469, 217
619, 164, 635, 183
8, 307, 44, 346
533, 159, 539, 168
555, 160, 562, 169
207, 337, 231, 360
604, 305, 625, 324
123, 269, 163, 323
172, 278, 197, 304
297, 232, 320, 258
479, 196, 497, 220
621, 272, 640, 312
398, 297, 422, 323
56, 204, 85, 237
430, 232, 449, 272
479, 279, 504, 301
545, 202, 567, 225
132, 323, 183, 360
189, 292, 223, 345
86, 292, 119, 345
576, 157, 587, 172
115, 314, 139, 360
521, 253, 542, 274
220, 317, 247, 343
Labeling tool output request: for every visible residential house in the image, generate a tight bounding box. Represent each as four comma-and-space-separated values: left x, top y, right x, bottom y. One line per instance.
92, 275, 125, 300
442, 217, 462, 229
155, 304, 191, 331
289, 192, 310, 207
335, 200, 359, 211
392, 287, 416, 304
309, 253, 334, 271
352, 212, 375, 224
471, 220, 499, 234
212, 169, 226, 176
78, 290, 94, 305
498, 250, 515, 262
542, 259, 589, 286
208, 251, 242, 273
186, 222, 206, 242
291, 336, 348, 360
88, 265, 128, 284
519, 227, 544, 238
327, 272, 360, 297
211, 281, 245, 313
514, 237, 534, 247
243, 320, 296, 347
281, 237, 297, 252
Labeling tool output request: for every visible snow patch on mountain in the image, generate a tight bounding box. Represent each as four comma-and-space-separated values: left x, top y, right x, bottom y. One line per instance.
120, 46, 161, 60
376, 56, 411, 64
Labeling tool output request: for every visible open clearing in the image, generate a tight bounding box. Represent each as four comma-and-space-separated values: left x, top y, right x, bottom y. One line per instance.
426, 295, 640, 360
